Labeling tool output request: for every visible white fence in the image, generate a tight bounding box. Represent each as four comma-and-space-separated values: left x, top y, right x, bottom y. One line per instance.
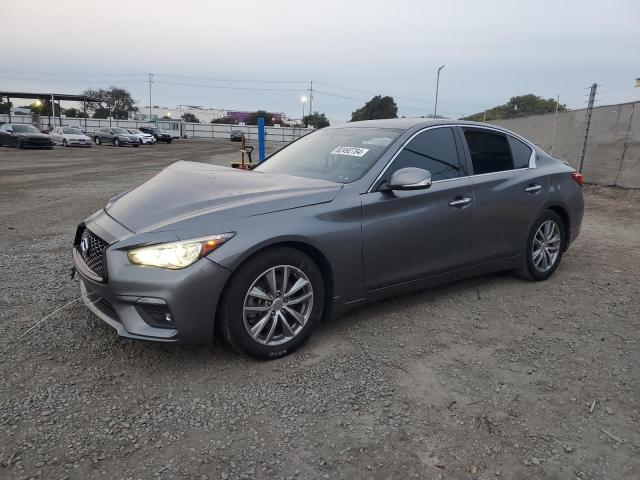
0, 114, 315, 143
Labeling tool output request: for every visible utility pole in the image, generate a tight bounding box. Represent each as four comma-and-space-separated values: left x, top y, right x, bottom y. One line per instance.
550, 93, 560, 153
308, 81, 313, 116
148, 73, 154, 121
434, 65, 445, 118
578, 83, 597, 173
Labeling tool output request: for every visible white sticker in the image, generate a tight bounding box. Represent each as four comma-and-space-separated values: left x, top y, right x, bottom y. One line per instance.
330, 146, 370, 157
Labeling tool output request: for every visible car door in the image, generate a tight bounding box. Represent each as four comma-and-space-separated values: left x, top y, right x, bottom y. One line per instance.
459, 126, 547, 262
0, 124, 8, 146
361, 126, 474, 290
52, 127, 61, 144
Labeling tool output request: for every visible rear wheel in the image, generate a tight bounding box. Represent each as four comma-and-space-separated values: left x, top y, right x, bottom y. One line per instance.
167, 139, 172, 144
15, 138, 22, 149
63, 139, 68, 147
95, 137, 101, 145
517, 210, 565, 281
114, 138, 120, 147
219, 247, 325, 360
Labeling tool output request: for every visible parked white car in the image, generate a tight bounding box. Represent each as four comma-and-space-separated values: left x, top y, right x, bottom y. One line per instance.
50, 126, 92, 147
126, 128, 156, 145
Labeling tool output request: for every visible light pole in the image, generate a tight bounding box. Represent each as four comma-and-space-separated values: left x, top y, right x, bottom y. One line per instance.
434, 64, 445, 118
301, 96, 307, 126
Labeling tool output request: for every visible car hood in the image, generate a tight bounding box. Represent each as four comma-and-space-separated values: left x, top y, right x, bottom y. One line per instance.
105, 161, 342, 233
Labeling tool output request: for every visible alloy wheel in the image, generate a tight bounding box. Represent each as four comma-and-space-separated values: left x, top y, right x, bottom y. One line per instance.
243, 265, 313, 346
114, 138, 120, 147
532, 220, 561, 272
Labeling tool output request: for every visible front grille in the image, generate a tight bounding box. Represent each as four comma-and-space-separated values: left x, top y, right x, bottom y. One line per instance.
79, 228, 109, 278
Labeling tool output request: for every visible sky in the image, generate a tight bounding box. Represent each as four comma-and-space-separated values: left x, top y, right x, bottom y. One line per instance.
2, 0, 639, 122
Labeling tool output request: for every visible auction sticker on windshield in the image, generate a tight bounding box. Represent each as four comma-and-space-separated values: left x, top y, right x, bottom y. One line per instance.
330, 146, 370, 157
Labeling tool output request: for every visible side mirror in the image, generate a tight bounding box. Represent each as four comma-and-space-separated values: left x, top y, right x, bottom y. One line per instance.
6, 129, 12, 133
384, 167, 432, 191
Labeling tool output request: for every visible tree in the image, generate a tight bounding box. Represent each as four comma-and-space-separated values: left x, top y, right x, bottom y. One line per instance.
82, 87, 137, 119
0, 99, 11, 114
211, 116, 236, 125
303, 111, 330, 128
181, 112, 200, 123
463, 94, 567, 121
64, 107, 88, 118
30, 99, 61, 116
350, 95, 398, 122
246, 110, 275, 126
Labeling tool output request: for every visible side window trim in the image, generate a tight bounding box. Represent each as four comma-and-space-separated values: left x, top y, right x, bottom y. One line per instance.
367, 125, 466, 192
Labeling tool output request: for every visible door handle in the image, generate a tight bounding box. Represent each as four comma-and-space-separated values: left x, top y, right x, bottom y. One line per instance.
524, 184, 542, 194
449, 196, 472, 208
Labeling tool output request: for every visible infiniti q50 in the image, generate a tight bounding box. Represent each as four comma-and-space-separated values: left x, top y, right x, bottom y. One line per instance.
73, 119, 584, 359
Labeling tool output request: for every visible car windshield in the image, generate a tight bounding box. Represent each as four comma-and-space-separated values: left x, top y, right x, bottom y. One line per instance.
112, 128, 127, 134
253, 127, 402, 183
128, 129, 142, 134
12, 125, 40, 133
63, 128, 82, 134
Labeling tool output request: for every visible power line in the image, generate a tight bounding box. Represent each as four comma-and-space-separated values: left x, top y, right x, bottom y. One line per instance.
154, 80, 302, 93
155, 73, 308, 84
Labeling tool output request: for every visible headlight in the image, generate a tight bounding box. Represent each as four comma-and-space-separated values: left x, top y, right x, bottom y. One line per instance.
127, 233, 234, 269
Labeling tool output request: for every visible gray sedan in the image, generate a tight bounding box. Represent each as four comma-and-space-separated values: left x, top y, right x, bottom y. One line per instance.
73, 119, 584, 359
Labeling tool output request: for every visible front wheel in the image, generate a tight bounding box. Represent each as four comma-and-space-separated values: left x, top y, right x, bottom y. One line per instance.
517, 210, 566, 281
219, 247, 325, 360
166, 139, 172, 144
114, 138, 120, 147
63, 139, 68, 147
15, 139, 22, 149
95, 137, 101, 145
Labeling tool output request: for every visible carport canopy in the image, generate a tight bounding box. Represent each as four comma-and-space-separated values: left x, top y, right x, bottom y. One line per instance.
0, 90, 101, 127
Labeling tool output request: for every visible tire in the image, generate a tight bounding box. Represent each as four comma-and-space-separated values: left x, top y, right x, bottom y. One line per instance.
516, 210, 566, 281
15, 139, 22, 149
95, 137, 101, 145
133, 143, 139, 148
219, 247, 325, 360
114, 138, 120, 147
138, 138, 143, 145
167, 139, 172, 144
63, 139, 68, 147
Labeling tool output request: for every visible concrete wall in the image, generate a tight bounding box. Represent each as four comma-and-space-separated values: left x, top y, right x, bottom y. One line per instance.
490, 102, 639, 188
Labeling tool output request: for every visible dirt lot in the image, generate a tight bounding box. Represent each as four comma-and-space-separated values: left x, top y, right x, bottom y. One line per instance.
1, 139, 639, 480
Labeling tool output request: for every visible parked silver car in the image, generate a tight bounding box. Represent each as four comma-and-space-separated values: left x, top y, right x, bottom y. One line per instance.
50, 126, 92, 147
126, 128, 156, 145
73, 119, 584, 359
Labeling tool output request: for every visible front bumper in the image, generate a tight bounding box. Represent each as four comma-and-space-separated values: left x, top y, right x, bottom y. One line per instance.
68, 139, 92, 147
73, 213, 232, 344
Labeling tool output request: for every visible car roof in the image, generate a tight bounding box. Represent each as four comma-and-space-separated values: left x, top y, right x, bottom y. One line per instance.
329, 118, 503, 130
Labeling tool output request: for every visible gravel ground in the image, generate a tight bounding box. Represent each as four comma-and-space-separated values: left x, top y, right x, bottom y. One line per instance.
1, 140, 639, 480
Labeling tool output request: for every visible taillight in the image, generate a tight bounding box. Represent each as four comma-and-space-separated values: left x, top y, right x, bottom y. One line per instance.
571, 172, 584, 186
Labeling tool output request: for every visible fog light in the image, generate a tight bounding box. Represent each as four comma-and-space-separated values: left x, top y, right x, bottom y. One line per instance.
135, 302, 175, 329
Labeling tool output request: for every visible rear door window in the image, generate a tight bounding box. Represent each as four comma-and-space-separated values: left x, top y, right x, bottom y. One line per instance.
381, 127, 461, 184
463, 129, 514, 174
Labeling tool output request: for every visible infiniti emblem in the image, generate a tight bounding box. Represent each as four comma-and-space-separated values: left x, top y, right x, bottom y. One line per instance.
80, 236, 90, 255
